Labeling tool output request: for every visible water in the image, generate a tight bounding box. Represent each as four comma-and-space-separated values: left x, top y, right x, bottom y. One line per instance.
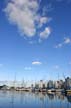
0, 91, 71, 108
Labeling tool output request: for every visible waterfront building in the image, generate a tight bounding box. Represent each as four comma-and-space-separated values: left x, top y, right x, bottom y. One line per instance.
47, 80, 54, 89
54, 81, 59, 89
39, 80, 43, 89
39, 80, 46, 89
59, 80, 64, 89
64, 77, 71, 89
54, 80, 64, 89
35, 83, 39, 89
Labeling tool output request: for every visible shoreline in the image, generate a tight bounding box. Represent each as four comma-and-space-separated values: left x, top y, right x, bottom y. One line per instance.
0, 88, 71, 95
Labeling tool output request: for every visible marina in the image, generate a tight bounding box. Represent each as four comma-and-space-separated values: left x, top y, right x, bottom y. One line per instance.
0, 91, 71, 108
0, 0, 71, 108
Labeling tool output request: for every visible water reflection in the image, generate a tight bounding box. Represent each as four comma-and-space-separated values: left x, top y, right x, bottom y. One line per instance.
0, 91, 71, 108
67, 95, 71, 103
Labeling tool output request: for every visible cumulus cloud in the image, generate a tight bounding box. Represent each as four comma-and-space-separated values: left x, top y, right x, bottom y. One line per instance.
32, 61, 42, 65
40, 27, 51, 39
39, 17, 47, 26
55, 37, 71, 48
4, 0, 38, 37
64, 37, 71, 44
54, 43, 63, 48
39, 17, 47, 27
38, 17, 52, 27
4, 0, 51, 41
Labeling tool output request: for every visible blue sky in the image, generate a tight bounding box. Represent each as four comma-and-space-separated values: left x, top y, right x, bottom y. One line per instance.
0, 0, 71, 81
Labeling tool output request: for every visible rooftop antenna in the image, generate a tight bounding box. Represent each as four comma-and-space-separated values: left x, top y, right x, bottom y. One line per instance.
63, 72, 66, 81
21, 78, 25, 88
13, 72, 16, 88
58, 72, 59, 81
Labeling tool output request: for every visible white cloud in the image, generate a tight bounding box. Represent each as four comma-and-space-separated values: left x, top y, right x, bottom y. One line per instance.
4, 0, 51, 41
29, 40, 36, 44
24, 67, 32, 70
64, 37, 71, 44
32, 61, 42, 65
55, 37, 71, 48
39, 17, 52, 27
39, 17, 48, 27
4, 0, 39, 37
40, 27, 51, 39
55, 43, 63, 48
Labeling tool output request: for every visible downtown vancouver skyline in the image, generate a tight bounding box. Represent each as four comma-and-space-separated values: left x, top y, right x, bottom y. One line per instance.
0, 0, 71, 81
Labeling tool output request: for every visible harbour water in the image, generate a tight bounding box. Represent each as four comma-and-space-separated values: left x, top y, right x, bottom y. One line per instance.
0, 91, 71, 108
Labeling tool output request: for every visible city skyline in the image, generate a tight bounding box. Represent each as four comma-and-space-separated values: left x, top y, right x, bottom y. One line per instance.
0, 0, 71, 81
